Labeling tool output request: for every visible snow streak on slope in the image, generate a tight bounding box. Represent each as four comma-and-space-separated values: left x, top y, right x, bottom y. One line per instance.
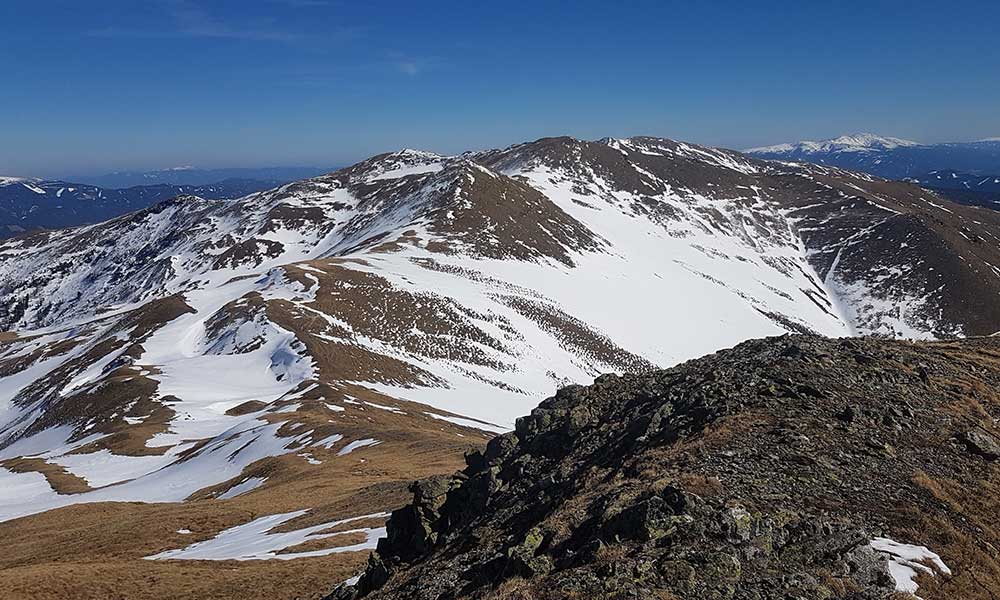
146, 510, 389, 561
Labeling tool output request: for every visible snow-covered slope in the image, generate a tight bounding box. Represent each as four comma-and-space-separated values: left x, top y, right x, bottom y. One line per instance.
3, 136, 1000, 532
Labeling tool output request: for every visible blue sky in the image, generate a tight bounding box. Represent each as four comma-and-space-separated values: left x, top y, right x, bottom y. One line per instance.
2, 0, 998, 177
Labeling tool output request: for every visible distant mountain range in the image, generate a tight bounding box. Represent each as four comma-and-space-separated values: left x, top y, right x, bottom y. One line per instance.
746, 133, 1000, 179
746, 133, 1000, 209
67, 166, 330, 189
0, 171, 331, 237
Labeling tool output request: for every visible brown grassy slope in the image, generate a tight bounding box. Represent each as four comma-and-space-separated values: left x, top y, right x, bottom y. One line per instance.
0, 429, 478, 600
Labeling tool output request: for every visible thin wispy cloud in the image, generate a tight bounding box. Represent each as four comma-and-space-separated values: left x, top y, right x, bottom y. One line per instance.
387, 52, 442, 77
396, 61, 421, 77
87, 0, 300, 42
167, 0, 298, 41
269, 0, 332, 7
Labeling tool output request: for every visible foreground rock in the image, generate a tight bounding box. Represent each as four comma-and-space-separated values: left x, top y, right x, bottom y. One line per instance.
330, 334, 1000, 599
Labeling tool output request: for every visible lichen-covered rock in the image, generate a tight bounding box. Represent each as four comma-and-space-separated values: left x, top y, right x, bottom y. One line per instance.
328, 334, 1000, 599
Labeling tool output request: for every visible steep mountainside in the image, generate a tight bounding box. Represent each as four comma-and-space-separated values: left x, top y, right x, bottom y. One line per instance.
2, 136, 1000, 598
746, 134, 1000, 180
0, 177, 300, 237
335, 334, 1000, 600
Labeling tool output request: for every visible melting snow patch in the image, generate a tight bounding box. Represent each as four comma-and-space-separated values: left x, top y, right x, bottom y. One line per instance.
297, 453, 322, 465
313, 433, 344, 449
145, 510, 388, 561
337, 438, 381, 456
870, 537, 951, 598
217, 476, 267, 500
296, 264, 326, 274
52, 450, 178, 488
363, 401, 405, 414
425, 412, 508, 434
369, 163, 444, 181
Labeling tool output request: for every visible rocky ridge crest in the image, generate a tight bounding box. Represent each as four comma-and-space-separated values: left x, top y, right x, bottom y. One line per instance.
333, 334, 1000, 599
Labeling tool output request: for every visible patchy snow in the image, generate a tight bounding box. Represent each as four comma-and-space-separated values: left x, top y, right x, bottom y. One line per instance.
217, 476, 266, 499
362, 401, 405, 414
138, 275, 315, 449
369, 163, 444, 181
337, 438, 381, 456
425, 412, 508, 434
0, 468, 53, 508
298, 452, 322, 465
51, 449, 178, 488
0, 418, 314, 522
870, 537, 951, 598
313, 433, 344, 449
145, 510, 388, 561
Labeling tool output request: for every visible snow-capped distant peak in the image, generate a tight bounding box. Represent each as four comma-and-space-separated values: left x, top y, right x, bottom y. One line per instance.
827, 133, 919, 149
977, 137, 1000, 142
395, 148, 444, 160
747, 133, 920, 155
0, 176, 28, 186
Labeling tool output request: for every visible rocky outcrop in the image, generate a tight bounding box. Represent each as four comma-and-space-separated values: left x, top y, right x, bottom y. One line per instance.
330, 334, 1000, 599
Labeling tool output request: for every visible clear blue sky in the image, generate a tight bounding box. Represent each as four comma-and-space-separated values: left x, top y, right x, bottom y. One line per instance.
2, 0, 998, 178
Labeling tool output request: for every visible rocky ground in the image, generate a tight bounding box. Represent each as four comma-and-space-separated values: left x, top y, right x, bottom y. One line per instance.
332, 334, 1000, 600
